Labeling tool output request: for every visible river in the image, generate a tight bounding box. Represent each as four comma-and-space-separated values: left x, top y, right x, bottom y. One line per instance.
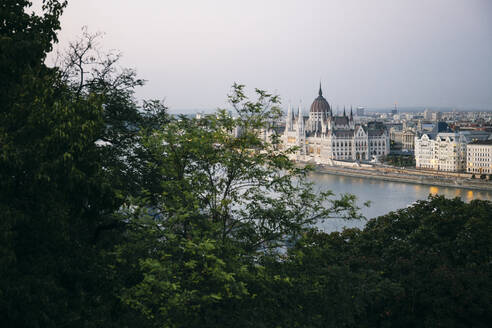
308, 171, 492, 232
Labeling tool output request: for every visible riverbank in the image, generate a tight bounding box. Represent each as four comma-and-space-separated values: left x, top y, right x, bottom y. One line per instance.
302, 163, 492, 192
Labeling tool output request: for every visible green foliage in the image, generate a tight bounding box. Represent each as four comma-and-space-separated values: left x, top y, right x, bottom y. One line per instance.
0, 0, 66, 81
241, 196, 492, 328
0, 2, 157, 327
355, 196, 492, 327
0, 58, 113, 327
119, 84, 361, 327
55, 27, 168, 198
120, 231, 249, 327
243, 230, 401, 328
130, 84, 360, 251
381, 154, 416, 167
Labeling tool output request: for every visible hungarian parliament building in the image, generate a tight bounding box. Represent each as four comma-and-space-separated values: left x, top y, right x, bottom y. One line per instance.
280, 85, 389, 163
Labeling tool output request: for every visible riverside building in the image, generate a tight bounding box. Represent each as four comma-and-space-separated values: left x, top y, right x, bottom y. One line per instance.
415, 127, 491, 173
467, 140, 492, 175
282, 85, 389, 163
415, 132, 467, 172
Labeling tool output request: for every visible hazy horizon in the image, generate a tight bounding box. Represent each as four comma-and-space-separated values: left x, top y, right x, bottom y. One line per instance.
36, 0, 492, 113
166, 106, 492, 115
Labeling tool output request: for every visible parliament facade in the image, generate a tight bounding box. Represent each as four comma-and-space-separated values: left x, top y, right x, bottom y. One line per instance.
282, 85, 389, 163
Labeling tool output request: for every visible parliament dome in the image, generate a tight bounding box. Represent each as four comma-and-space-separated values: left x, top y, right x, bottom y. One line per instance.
310, 84, 331, 115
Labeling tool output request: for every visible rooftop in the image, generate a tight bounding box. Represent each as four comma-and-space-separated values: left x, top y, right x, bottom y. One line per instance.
469, 140, 492, 145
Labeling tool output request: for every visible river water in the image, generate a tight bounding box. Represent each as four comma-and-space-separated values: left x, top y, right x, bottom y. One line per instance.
308, 171, 492, 232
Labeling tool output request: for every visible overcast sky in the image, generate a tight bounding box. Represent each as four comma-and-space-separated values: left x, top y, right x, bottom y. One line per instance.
40, 0, 492, 112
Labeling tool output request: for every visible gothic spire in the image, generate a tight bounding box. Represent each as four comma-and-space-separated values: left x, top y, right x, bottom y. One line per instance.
286, 103, 293, 129
318, 82, 322, 97
343, 106, 346, 117
297, 105, 304, 130
350, 106, 353, 120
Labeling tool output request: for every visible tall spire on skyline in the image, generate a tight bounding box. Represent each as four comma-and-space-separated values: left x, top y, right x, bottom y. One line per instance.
297, 104, 304, 131
287, 103, 293, 130
318, 82, 323, 97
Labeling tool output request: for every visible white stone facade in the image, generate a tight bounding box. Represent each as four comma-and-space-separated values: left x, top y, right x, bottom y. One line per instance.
415, 132, 468, 172
282, 86, 389, 163
467, 141, 492, 174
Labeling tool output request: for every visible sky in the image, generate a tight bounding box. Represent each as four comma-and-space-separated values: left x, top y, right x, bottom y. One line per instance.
37, 0, 492, 112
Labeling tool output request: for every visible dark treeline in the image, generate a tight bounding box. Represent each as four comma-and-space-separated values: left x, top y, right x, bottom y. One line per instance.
1, 2, 491, 327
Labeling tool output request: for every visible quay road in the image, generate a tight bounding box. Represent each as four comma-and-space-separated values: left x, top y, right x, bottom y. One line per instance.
307, 163, 492, 192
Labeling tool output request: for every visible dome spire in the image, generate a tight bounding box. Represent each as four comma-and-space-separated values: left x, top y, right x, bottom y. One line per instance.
318, 82, 323, 97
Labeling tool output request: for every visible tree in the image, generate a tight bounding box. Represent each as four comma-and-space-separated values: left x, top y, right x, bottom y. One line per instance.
0, 0, 66, 99
118, 84, 362, 327
354, 196, 492, 327
249, 196, 492, 328
0, 2, 156, 327
241, 228, 401, 328
54, 27, 169, 198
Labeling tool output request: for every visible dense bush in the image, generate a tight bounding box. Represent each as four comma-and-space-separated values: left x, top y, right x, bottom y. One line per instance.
381, 154, 416, 167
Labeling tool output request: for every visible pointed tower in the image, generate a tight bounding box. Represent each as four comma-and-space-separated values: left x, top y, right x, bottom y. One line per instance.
349, 106, 355, 129
297, 105, 306, 155
309, 83, 330, 132
321, 114, 327, 134
343, 106, 346, 117
286, 103, 293, 131
297, 105, 304, 132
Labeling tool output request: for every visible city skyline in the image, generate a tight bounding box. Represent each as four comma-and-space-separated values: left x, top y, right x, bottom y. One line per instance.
39, 0, 492, 112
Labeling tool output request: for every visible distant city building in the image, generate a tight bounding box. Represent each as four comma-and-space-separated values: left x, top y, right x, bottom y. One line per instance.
402, 129, 416, 151
282, 85, 389, 162
415, 132, 467, 172
391, 104, 398, 115
390, 127, 403, 149
467, 140, 492, 175
423, 109, 432, 120
414, 126, 490, 173
356, 107, 365, 116
431, 111, 442, 121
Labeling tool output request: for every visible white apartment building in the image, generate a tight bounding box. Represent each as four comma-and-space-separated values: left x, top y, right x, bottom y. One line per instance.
467, 140, 492, 175
415, 132, 467, 172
